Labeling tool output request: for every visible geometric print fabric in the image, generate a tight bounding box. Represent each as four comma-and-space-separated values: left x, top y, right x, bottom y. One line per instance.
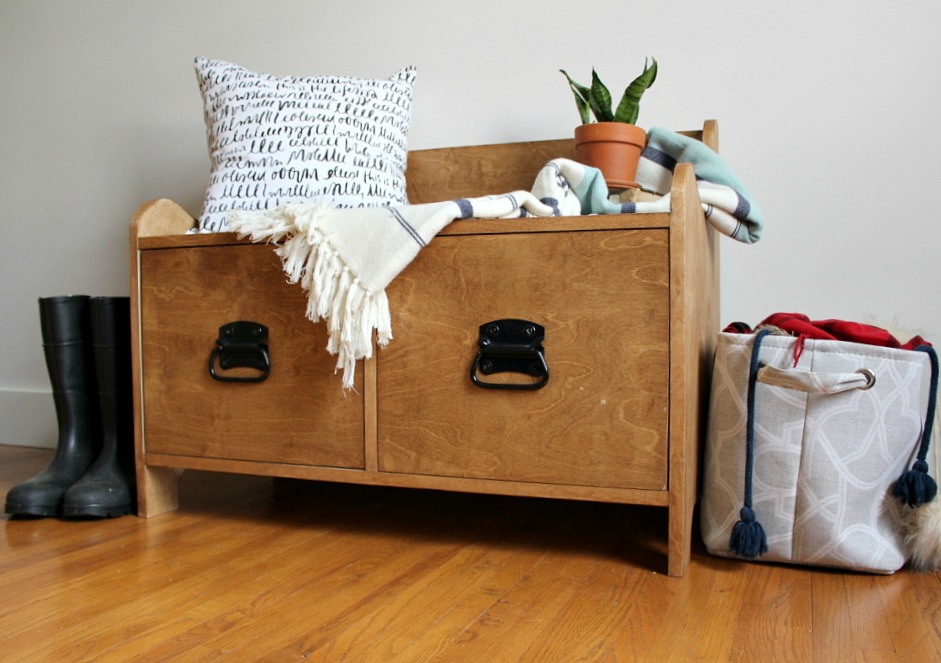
702, 332, 929, 573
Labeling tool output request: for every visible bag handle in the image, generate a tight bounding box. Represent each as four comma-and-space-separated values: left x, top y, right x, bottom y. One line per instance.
756, 364, 875, 394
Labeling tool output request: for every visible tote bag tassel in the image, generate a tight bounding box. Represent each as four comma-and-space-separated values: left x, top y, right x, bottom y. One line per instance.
730, 328, 773, 559
893, 344, 939, 508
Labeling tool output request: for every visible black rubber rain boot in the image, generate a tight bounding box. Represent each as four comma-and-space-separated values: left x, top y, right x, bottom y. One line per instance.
5, 296, 101, 517
63, 297, 135, 518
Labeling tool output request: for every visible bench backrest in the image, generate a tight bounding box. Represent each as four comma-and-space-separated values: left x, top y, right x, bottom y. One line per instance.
404, 122, 716, 204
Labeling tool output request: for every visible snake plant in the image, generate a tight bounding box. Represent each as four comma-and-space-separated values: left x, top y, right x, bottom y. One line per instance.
561, 58, 658, 125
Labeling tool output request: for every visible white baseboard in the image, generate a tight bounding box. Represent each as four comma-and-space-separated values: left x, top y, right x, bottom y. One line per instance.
0, 389, 56, 449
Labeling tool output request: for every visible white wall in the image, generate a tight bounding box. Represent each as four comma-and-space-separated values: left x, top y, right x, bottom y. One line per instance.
2, 0, 939, 447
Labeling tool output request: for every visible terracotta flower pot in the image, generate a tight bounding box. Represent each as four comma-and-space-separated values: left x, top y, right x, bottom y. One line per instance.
574, 122, 647, 190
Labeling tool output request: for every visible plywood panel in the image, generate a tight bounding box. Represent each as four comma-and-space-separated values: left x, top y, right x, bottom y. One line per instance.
139, 243, 364, 468
378, 225, 670, 491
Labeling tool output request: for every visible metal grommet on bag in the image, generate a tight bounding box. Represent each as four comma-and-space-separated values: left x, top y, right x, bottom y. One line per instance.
856, 368, 876, 390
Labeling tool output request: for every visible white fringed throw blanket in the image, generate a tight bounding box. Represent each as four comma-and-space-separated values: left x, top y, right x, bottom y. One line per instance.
229, 133, 763, 389
228, 178, 563, 389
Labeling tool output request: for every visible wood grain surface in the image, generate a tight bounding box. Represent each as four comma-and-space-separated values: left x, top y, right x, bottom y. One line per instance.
3, 445, 939, 662
139, 243, 365, 468
379, 226, 670, 491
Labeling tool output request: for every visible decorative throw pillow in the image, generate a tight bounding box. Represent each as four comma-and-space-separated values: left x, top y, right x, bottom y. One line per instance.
194, 57, 418, 232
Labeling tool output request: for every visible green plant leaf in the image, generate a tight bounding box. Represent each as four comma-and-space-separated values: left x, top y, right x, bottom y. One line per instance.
560, 69, 592, 124
589, 69, 614, 122
614, 57, 658, 125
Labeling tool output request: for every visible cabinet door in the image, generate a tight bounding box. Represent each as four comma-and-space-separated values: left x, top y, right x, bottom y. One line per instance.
378, 227, 670, 490
140, 243, 364, 468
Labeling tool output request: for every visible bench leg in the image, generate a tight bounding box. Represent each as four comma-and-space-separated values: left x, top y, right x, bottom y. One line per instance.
136, 464, 181, 517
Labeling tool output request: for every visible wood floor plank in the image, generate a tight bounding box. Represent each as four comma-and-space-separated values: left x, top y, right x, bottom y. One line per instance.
298, 543, 538, 660
728, 562, 814, 661
24, 523, 326, 660
877, 569, 941, 660
41, 483, 453, 660
384, 547, 545, 662
150, 486, 527, 659
641, 560, 746, 660
812, 568, 941, 663
5, 515, 288, 655
520, 559, 648, 661
112, 525, 448, 660
1, 488, 280, 636
5, 445, 941, 661
814, 573, 897, 662
430, 549, 604, 662
185, 536, 470, 659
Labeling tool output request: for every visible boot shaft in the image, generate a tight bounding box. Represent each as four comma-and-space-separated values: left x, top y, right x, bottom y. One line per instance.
40, 295, 96, 393
39, 295, 99, 423
40, 295, 92, 346
90, 297, 131, 350
90, 297, 131, 397
39, 296, 132, 440
90, 296, 133, 451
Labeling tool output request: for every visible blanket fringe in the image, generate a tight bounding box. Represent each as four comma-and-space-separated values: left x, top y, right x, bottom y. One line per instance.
229, 204, 309, 244
229, 203, 391, 390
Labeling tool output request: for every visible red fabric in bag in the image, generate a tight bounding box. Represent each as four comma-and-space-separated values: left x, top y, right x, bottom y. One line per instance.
724, 312, 930, 366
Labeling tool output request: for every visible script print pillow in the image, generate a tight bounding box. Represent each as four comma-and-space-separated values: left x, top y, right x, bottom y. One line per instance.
194, 57, 417, 232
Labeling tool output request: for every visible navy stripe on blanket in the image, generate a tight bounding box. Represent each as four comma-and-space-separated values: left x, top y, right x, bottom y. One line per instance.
540, 197, 560, 216
641, 146, 677, 172
734, 193, 751, 221
388, 207, 426, 247
454, 199, 474, 219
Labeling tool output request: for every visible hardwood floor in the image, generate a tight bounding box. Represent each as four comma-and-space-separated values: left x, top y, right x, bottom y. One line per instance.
2, 444, 940, 661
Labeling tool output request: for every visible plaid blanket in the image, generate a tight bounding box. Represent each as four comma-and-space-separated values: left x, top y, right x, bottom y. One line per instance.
633, 127, 763, 243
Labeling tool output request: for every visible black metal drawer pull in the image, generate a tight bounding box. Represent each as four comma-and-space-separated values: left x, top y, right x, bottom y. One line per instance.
208, 321, 270, 383
470, 319, 548, 390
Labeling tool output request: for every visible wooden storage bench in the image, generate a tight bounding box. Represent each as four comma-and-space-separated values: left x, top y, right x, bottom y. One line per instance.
130, 121, 720, 577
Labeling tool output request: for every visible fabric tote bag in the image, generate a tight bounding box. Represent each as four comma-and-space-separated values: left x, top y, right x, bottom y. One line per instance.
701, 328, 938, 573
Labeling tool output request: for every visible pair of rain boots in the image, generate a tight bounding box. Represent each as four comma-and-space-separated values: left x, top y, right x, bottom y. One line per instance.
5, 295, 135, 518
